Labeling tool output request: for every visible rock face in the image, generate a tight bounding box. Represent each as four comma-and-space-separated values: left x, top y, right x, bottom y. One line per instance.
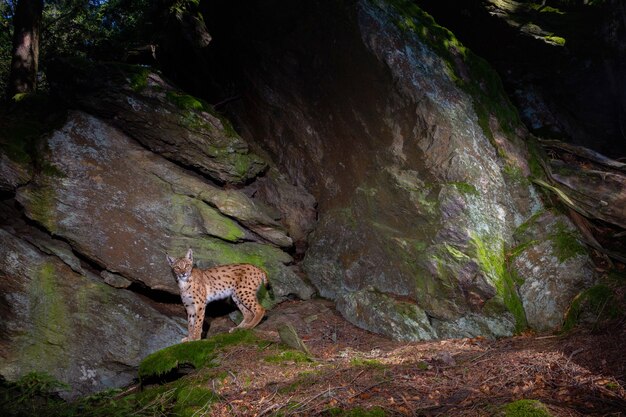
14, 110, 313, 299
199, 0, 596, 340
0, 223, 186, 399
416, 0, 626, 158
512, 211, 595, 331
0, 61, 315, 396
0, 6, 603, 403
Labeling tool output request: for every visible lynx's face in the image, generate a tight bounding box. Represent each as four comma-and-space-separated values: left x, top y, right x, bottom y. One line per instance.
166, 249, 194, 282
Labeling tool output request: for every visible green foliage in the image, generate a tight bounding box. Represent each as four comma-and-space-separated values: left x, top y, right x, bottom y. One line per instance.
138, 330, 259, 380
0, 372, 68, 417
502, 399, 552, 417
41, 0, 154, 62
0, 93, 67, 170
0, 0, 158, 94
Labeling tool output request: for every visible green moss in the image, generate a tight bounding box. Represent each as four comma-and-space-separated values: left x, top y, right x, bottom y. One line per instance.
24, 262, 70, 369
138, 330, 259, 380
449, 182, 479, 196
544, 35, 566, 46
513, 210, 546, 239
550, 221, 586, 262
128, 67, 150, 92
264, 349, 313, 364
471, 235, 527, 332
0, 370, 221, 417
508, 240, 540, 260
502, 399, 552, 417
562, 285, 621, 332
172, 195, 245, 242
24, 186, 58, 233
166, 91, 206, 111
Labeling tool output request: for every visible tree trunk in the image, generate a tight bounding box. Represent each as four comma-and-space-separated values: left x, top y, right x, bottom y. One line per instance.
7, 0, 43, 99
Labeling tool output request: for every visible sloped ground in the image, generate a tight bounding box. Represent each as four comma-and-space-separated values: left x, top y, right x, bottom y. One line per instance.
186, 299, 626, 416
2, 298, 625, 416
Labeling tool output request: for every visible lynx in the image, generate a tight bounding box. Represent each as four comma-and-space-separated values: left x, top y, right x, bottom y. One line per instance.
166, 248, 268, 341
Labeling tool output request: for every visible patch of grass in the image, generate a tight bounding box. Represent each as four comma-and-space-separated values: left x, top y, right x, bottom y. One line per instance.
138, 329, 259, 380
171, 385, 219, 417
264, 349, 313, 364
502, 399, 552, 417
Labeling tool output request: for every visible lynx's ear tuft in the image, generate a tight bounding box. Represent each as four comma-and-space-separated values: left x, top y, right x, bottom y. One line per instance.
166, 254, 175, 266
186, 248, 193, 262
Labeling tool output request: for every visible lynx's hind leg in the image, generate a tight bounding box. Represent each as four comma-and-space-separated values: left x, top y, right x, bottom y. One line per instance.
230, 294, 254, 333
246, 303, 265, 329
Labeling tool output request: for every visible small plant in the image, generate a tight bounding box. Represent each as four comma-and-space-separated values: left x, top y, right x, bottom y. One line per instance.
502, 399, 552, 417
0, 372, 68, 417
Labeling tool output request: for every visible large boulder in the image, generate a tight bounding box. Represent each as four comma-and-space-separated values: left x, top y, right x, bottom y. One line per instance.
203, 0, 596, 339
47, 59, 267, 186
512, 211, 595, 331
12, 111, 313, 300
0, 225, 185, 399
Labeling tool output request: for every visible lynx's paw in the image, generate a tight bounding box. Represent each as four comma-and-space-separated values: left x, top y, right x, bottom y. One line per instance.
181, 337, 189, 342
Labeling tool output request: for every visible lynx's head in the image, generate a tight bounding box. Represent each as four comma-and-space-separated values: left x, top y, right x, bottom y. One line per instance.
166, 248, 194, 282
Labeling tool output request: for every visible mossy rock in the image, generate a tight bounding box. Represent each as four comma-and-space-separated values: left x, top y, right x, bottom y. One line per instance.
138, 330, 260, 380
380, 0, 521, 142
563, 284, 621, 332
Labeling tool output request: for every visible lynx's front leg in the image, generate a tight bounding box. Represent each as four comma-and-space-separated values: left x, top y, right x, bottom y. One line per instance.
182, 300, 205, 342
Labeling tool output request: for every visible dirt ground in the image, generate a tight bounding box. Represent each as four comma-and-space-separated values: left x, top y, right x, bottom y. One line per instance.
181, 299, 626, 416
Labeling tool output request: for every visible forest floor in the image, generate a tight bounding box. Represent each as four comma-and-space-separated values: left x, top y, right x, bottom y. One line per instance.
154, 298, 626, 417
